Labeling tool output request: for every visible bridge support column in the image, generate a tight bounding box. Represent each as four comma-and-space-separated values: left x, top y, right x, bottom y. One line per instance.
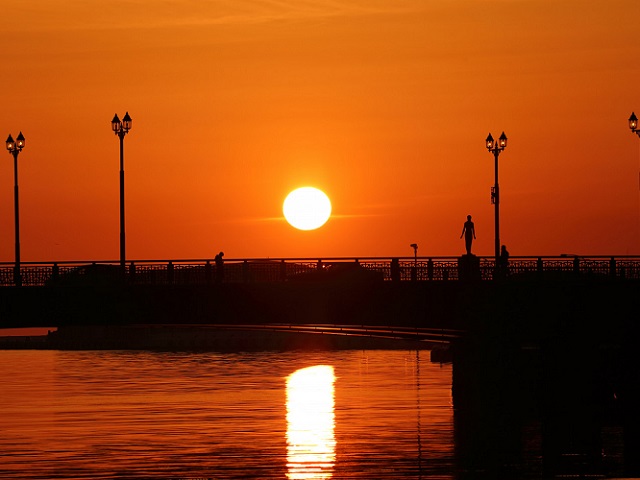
537, 257, 543, 276
129, 262, 136, 283
609, 257, 616, 278
451, 337, 524, 476
622, 331, 640, 475
205, 261, 212, 284
242, 260, 249, 282
390, 258, 400, 282
280, 260, 287, 282
458, 254, 480, 282
167, 261, 174, 284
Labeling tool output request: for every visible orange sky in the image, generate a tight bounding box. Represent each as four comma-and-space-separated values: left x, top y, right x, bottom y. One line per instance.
1, 0, 639, 261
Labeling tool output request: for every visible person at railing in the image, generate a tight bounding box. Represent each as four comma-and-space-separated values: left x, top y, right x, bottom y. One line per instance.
499, 245, 510, 277
215, 251, 225, 283
460, 215, 476, 255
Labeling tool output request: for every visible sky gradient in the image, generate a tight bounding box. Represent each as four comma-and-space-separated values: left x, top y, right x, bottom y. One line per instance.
1, 0, 639, 261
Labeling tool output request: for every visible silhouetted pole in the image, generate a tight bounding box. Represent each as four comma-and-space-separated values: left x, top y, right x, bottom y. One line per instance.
630, 112, 640, 138
485, 132, 508, 265
111, 112, 132, 269
410, 243, 418, 281
630, 112, 640, 187
6, 132, 25, 287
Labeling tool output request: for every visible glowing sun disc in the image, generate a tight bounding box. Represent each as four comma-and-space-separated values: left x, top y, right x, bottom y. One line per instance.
283, 187, 332, 231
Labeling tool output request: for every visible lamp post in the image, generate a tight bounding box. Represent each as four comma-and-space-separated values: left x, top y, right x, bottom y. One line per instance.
630, 112, 640, 245
111, 112, 132, 269
410, 243, 418, 281
410, 243, 418, 265
630, 112, 640, 138
5, 132, 25, 286
485, 131, 508, 265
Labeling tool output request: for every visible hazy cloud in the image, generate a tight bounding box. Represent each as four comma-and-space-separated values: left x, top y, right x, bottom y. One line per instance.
9, 0, 424, 33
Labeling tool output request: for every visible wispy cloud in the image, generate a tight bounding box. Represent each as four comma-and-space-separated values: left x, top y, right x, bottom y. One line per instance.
10, 0, 422, 33
212, 211, 388, 225
127, 0, 419, 28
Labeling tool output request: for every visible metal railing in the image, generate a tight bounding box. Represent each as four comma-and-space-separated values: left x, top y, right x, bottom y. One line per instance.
0, 255, 638, 287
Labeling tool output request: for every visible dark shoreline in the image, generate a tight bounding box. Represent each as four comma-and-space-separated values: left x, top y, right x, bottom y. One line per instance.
0, 326, 447, 354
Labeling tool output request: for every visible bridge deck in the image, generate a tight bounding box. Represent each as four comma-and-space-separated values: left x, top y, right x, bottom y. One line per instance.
1, 255, 638, 287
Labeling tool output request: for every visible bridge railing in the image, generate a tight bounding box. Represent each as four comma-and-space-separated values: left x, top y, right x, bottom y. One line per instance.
0, 255, 638, 287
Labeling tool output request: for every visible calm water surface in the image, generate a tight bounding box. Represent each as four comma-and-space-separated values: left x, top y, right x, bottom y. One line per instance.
0, 349, 453, 479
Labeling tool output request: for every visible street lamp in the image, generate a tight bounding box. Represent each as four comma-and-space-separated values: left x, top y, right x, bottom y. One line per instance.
410, 243, 418, 281
6, 132, 25, 286
485, 131, 508, 265
630, 112, 639, 137
410, 243, 418, 264
630, 112, 640, 245
111, 112, 132, 269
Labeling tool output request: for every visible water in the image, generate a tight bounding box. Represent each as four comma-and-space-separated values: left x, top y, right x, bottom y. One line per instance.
0, 349, 454, 479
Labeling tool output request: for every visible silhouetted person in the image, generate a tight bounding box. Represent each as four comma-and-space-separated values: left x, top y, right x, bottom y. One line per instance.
167, 261, 174, 284
460, 215, 476, 255
215, 251, 224, 283
499, 244, 510, 276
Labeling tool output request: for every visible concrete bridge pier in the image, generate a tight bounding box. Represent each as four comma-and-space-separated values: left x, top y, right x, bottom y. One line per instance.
537, 337, 605, 477
451, 325, 640, 478
621, 332, 640, 475
450, 335, 526, 477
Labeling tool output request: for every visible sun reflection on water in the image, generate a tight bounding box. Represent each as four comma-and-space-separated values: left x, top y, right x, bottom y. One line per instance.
286, 365, 336, 480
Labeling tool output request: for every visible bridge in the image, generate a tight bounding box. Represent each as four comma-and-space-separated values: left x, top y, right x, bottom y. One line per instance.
0, 254, 637, 349
1, 254, 639, 286
3, 256, 639, 477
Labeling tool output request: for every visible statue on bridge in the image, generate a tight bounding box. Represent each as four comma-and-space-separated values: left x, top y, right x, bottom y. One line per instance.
460, 215, 476, 255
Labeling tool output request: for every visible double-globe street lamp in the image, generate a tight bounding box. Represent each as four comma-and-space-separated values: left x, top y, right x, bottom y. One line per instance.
485, 132, 508, 266
630, 112, 640, 246
630, 112, 640, 138
111, 112, 132, 269
5, 132, 25, 286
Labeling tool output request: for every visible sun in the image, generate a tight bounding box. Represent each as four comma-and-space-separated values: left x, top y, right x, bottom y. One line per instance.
283, 187, 332, 231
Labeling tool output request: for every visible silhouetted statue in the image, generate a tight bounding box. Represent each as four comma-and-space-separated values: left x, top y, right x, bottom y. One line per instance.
499, 244, 510, 276
460, 215, 476, 255
215, 251, 224, 283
